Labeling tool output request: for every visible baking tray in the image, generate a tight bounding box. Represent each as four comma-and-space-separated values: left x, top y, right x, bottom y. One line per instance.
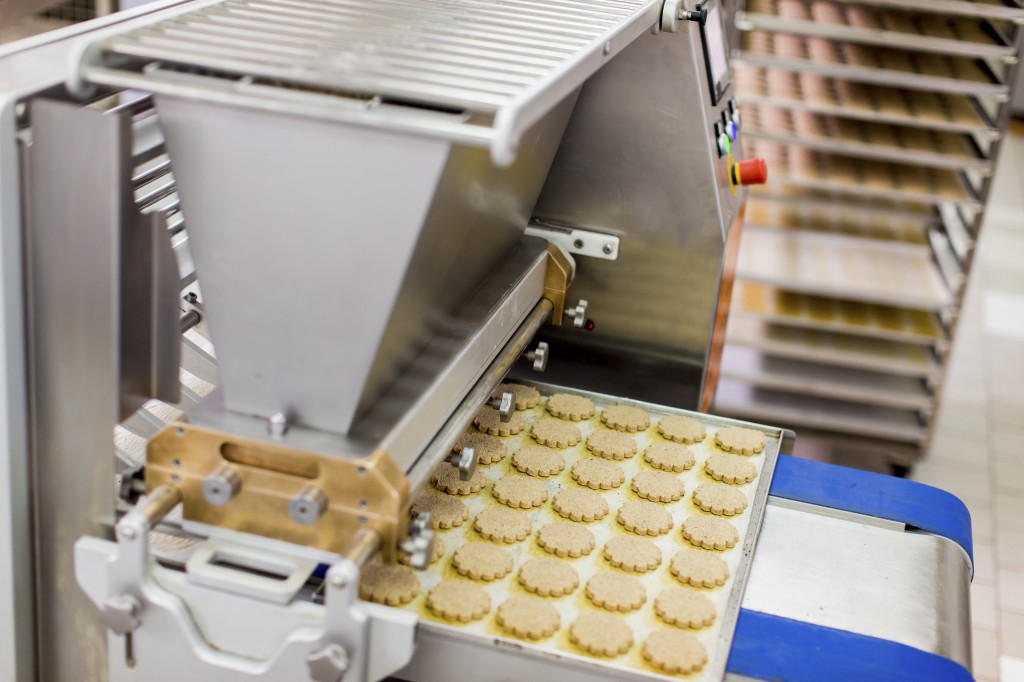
730, 281, 946, 345
744, 138, 978, 206
398, 382, 783, 682
823, 0, 1024, 22
734, 65, 997, 136
738, 0, 1015, 59
741, 102, 989, 172
735, 227, 954, 311
737, 31, 1007, 97
743, 194, 935, 244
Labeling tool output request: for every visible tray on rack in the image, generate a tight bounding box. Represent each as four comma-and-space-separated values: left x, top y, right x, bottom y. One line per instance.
730, 281, 946, 344
742, 102, 988, 171
734, 225, 954, 310
738, 0, 1016, 59
745, 138, 978, 205
397, 382, 784, 682
743, 195, 933, 243
725, 317, 942, 379
734, 65, 996, 136
737, 30, 1007, 96
720, 345, 935, 411
714, 378, 929, 444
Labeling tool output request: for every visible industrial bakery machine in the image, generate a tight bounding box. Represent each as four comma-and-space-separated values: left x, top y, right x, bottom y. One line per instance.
0, 0, 974, 681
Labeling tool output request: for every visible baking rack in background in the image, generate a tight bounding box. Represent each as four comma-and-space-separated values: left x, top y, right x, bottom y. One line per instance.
714, 0, 1024, 474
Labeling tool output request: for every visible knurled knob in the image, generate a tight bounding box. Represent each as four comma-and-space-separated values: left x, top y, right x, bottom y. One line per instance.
731, 158, 768, 186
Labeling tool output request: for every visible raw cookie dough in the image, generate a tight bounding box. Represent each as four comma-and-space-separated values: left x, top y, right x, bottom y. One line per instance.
426, 580, 491, 622
518, 557, 580, 597
715, 426, 766, 455
692, 482, 748, 516
585, 430, 638, 460
410, 494, 468, 529
643, 442, 696, 472
585, 572, 646, 612
603, 536, 662, 572
432, 462, 487, 496
537, 522, 596, 558
496, 596, 561, 640
617, 500, 674, 536
546, 393, 596, 421
571, 458, 626, 490
511, 445, 566, 477
552, 488, 609, 522
569, 613, 634, 657
400, 535, 445, 566
491, 382, 541, 410
600, 405, 651, 432
705, 452, 758, 484
642, 630, 708, 674
492, 475, 548, 509
531, 418, 582, 448
473, 405, 526, 437
681, 515, 739, 551
452, 542, 514, 581
453, 432, 506, 465
669, 547, 730, 588
474, 507, 532, 543
631, 470, 686, 503
657, 415, 707, 444
358, 564, 420, 606
654, 588, 717, 629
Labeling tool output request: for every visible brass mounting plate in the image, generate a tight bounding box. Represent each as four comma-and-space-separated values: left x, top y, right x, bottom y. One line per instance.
146, 422, 408, 559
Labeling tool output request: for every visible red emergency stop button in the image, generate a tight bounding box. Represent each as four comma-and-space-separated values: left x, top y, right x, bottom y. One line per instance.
731, 158, 768, 186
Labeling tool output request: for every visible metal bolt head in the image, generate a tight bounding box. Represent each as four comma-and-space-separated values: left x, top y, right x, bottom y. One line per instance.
602, 244, 614, 255
400, 515, 436, 570
102, 594, 141, 635
289, 485, 328, 525
307, 643, 350, 682
117, 525, 137, 541
202, 466, 241, 506
268, 412, 288, 438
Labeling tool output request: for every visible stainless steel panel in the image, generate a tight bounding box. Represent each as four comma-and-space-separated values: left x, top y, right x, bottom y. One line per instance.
26, 99, 125, 682
742, 500, 972, 668
156, 93, 574, 437
531, 24, 743, 409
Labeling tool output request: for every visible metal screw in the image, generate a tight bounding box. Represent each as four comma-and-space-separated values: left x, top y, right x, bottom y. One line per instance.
118, 525, 137, 541
573, 238, 584, 249
447, 446, 478, 481
184, 292, 198, 304
329, 574, 347, 590
603, 41, 612, 55
602, 244, 614, 255
268, 412, 288, 438
525, 341, 549, 372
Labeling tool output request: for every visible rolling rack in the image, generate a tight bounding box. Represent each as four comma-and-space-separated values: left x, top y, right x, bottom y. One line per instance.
714, 0, 1024, 473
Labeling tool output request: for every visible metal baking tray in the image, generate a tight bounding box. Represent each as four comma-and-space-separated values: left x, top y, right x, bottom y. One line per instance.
734, 65, 998, 137
737, 0, 1016, 60
824, 0, 1024, 22
736, 32, 1007, 97
396, 382, 784, 682
744, 139, 979, 207
741, 103, 989, 172
713, 377, 929, 444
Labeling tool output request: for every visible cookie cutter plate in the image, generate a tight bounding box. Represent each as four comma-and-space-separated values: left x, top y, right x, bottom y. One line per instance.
394, 382, 784, 682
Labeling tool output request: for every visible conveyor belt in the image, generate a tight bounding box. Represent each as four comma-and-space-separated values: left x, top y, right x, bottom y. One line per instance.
737, 31, 1007, 96
742, 103, 988, 171
734, 66, 996, 136
731, 282, 945, 344
738, 0, 1015, 59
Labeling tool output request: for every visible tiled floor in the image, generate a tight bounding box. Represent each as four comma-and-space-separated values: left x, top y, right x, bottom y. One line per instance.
914, 122, 1024, 682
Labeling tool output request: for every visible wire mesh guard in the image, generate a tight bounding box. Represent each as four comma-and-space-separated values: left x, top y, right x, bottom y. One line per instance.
80, 0, 664, 162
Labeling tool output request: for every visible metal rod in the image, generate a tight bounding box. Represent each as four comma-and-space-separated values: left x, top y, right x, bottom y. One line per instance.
343, 527, 382, 567
180, 310, 201, 334
137, 485, 182, 524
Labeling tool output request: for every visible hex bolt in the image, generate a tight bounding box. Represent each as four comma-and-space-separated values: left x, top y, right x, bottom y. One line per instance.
289, 485, 328, 525
201, 465, 241, 506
